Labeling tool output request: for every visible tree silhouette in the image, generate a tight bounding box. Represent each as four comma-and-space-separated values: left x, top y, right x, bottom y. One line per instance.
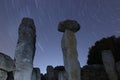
87, 36, 120, 65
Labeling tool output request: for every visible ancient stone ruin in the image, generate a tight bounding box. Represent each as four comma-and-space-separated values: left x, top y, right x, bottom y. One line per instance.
0, 18, 120, 80
102, 50, 118, 80
46, 65, 55, 80
58, 71, 66, 80
32, 68, 41, 80
58, 20, 81, 80
14, 18, 36, 80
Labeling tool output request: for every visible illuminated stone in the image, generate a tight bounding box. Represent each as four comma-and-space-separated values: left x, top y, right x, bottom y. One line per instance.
14, 17, 36, 80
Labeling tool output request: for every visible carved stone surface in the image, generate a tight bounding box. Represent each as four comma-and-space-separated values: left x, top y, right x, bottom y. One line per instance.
60, 29, 81, 80
58, 20, 80, 32
102, 50, 118, 80
32, 68, 41, 80
14, 17, 36, 80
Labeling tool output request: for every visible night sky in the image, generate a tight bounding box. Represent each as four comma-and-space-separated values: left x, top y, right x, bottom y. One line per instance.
0, 0, 120, 73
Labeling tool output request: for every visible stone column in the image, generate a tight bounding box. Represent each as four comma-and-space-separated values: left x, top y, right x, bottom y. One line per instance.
46, 65, 55, 80
32, 68, 41, 80
58, 71, 67, 80
0, 52, 14, 80
14, 17, 36, 80
102, 50, 118, 80
58, 20, 81, 80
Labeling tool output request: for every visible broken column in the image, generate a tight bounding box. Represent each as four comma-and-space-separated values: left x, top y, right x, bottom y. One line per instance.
14, 17, 36, 80
32, 68, 41, 80
58, 71, 67, 80
0, 52, 15, 80
58, 20, 81, 80
46, 65, 55, 80
102, 50, 118, 80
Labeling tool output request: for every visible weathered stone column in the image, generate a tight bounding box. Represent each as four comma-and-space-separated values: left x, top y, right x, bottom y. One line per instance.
46, 65, 55, 80
32, 68, 41, 80
58, 71, 67, 80
102, 50, 118, 80
58, 20, 81, 80
0, 52, 14, 80
14, 17, 36, 80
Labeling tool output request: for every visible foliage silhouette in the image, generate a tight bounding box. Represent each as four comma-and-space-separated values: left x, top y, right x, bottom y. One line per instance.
87, 36, 120, 65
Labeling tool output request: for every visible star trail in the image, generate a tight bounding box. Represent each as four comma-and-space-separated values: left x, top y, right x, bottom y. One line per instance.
0, 0, 120, 73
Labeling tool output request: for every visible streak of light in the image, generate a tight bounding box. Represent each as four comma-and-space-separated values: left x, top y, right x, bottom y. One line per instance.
37, 42, 45, 53
115, 31, 120, 33
26, 5, 31, 17
34, 0, 39, 8
91, 31, 98, 38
